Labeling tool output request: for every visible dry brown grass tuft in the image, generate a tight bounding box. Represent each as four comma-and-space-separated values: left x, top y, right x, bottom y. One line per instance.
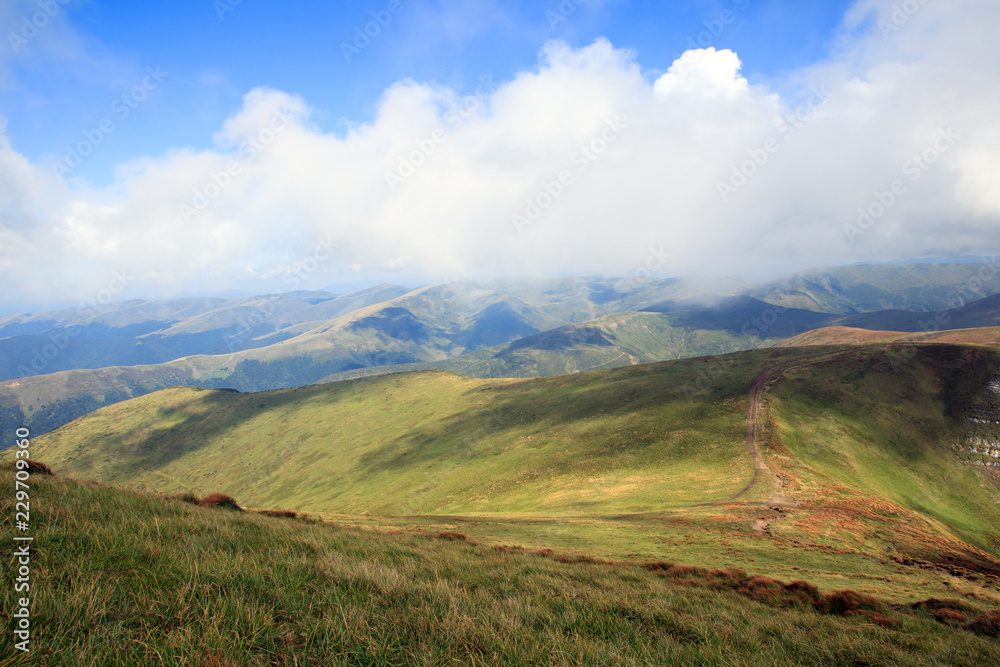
911, 597, 977, 627
437, 531, 473, 543
933, 609, 969, 625
167, 491, 200, 505
966, 610, 1000, 637
198, 493, 243, 511
6, 459, 54, 475
781, 580, 822, 605
643, 561, 673, 571
259, 509, 298, 518
819, 590, 886, 616
845, 610, 896, 628
576, 554, 614, 565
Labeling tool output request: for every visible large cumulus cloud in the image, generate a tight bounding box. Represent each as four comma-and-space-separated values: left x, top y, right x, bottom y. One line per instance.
1, 0, 999, 305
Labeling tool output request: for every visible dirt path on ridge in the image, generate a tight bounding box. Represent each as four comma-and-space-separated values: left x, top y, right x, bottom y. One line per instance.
729, 352, 849, 534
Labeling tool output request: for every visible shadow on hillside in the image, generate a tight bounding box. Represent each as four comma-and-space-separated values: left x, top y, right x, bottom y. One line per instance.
353, 349, 791, 476
93, 384, 345, 476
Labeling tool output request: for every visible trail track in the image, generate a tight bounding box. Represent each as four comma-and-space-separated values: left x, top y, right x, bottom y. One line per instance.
731, 352, 850, 534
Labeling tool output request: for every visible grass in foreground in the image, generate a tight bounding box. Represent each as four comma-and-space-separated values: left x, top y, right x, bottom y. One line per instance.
1, 474, 998, 666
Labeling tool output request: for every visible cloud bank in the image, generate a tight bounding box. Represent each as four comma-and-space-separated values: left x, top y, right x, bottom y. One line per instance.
1, 0, 999, 306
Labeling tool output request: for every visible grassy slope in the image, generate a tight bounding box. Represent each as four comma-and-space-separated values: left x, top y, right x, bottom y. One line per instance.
767, 346, 1000, 552
32, 351, 769, 515
2, 473, 998, 666
0, 365, 197, 451
779, 326, 1000, 348
21, 345, 1000, 606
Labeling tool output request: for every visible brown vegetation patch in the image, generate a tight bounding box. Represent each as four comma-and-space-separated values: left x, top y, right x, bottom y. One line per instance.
933, 609, 969, 625
643, 561, 673, 571
819, 590, 887, 616
965, 610, 1000, 638
437, 531, 472, 542
198, 493, 243, 511
670, 578, 697, 587
643, 562, 711, 578
844, 610, 896, 628
259, 509, 298, 519
783, 580, 821, 598
910, 598, 978, 615
167, 492, 200, 505
5, 459, 53, 475
576, 554, 613, 565
934, 551, 1000, 578
639, 560, 896, 624
733, 575, 784, 604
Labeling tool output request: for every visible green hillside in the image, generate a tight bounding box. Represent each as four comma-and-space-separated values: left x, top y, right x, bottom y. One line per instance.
32, 355, 761, 516
778, 326, 1000, 348
4, 473, 999, 665
0, 365, 197, 452
768, 346, 1000, 553
24, 345, 1000, 606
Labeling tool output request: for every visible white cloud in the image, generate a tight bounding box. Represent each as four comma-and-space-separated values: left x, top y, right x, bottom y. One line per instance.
653, 48, 749, 99
2, 0, 1000, 306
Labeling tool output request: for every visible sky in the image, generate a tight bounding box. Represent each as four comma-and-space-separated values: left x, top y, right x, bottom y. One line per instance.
0, 0, 998, 311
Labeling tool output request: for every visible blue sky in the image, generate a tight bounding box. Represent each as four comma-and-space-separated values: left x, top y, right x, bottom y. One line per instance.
4, 0, 854, 186
0, 0, 998, 309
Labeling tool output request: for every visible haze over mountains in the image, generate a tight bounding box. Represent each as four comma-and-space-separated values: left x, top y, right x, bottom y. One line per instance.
1, 261, 999, 447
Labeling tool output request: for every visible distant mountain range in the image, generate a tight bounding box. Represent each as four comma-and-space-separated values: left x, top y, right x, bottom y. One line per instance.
3, 261, 1000, 445
321, 291, 1000, 382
